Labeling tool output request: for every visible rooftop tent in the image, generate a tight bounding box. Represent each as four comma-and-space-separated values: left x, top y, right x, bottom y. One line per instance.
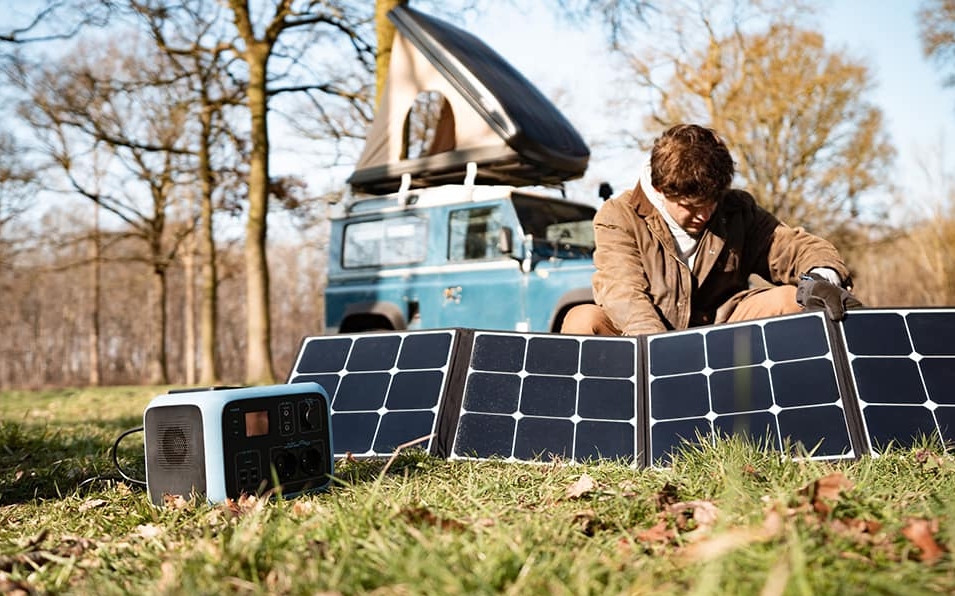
347, 5, 591, 195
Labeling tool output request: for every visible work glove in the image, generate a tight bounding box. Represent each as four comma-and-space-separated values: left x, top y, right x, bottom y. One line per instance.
795, 272, 864, 321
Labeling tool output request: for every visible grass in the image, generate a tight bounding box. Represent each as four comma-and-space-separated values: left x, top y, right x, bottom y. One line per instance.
3, 387, 955, 595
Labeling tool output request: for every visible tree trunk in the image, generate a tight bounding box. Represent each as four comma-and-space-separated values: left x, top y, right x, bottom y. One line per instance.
183, 232, 197, 385
244, 43, 276, 384
198, 106, 220, 385
88, 203, 101, 386
375, 0, 407, 108
148, 265, 170, 385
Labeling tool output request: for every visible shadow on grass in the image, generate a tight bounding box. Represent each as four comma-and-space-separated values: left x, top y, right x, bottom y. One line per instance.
331, 449, 438, 486
0, 415, 146, 505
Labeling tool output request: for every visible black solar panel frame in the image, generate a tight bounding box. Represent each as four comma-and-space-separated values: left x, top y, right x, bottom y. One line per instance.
285, 328, 473, 459
448, 329, 647, 467
834, 307, 955, 455
643, 311, 869, 466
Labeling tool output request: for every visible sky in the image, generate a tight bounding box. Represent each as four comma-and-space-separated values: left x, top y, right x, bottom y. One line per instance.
449, 0, 955, 208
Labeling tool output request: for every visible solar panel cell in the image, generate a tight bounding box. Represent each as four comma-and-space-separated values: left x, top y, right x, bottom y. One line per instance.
649, 373, 710, 419
577, 378, 634, 419
706, 325, 765, 369
580, 339, 635, 378
770, 359, 841, 408
526, 337, 579, 374
575, 420, 636, 462
513, 417, 575, 460
709, 366, 773, 413
776, 405, 852, 454
454, 413, 515, 458
346, 335, 401, 370
907, 312, 955, 355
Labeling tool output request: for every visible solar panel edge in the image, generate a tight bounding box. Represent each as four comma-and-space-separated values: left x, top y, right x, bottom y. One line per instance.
432, 328, 476, 458
284, 335, 313, 383
634, 334, 650, 469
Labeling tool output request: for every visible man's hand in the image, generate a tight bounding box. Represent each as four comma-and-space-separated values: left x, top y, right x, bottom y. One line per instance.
796, 272, 864, 321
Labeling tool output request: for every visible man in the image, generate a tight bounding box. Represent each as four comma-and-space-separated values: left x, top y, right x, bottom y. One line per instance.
561, 124, 861, 336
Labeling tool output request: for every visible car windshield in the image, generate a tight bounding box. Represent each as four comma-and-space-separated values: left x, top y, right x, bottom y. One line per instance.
512, 194, 596, 259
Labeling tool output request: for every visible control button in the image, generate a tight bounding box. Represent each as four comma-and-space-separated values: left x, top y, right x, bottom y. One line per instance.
279, 401, 295, 436
305, 404, 322, 430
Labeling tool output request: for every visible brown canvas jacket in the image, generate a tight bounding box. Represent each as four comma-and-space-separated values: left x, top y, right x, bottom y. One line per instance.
591, 183, 851, 336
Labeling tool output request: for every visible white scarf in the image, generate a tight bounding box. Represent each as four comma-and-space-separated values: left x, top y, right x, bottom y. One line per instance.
639, 157, 701, 269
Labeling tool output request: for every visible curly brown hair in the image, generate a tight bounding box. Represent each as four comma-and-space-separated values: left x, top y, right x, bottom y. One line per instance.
650, 124, 735, 203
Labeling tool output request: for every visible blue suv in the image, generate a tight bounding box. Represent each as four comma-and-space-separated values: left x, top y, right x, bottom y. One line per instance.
325, 184, 597, 333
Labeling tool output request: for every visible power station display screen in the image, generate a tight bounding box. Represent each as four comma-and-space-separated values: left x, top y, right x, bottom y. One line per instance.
244, 410, 269, 437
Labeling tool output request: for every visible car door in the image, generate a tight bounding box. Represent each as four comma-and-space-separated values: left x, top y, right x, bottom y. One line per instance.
435, 203, 527, 330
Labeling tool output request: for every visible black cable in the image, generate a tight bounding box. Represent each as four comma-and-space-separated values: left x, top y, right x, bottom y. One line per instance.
111, 426, 147, 486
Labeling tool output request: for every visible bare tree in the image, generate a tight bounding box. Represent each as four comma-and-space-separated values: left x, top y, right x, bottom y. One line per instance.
222, 1, 377, 384
123, 0, 251, 385
0, 132, 37, 269
556, 0, 650, 48
13, 36, 196, 385
1, 1, 111, 45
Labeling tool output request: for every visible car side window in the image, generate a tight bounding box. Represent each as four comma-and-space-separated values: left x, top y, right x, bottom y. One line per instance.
343, 216, 428, 268
448, 207, 502, 261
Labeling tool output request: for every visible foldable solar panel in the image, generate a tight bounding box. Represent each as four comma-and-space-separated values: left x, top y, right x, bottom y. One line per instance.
837, 308, 955, 454
287, 329, 471, 458
646, 311, 863, 465
449, 331, 642, 465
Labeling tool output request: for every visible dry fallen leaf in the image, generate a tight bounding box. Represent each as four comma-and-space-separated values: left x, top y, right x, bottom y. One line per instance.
162, 494, 192, 510
400, 506, 466, 531
679, 508, 785, 563
665, 500, 720, 537
801, 472, 854, 515
291, 500, 323, 518
565, 474, 596, 499
901, 518, 946, 564
79, 498, 108, 513
572, 508, 604, 536
679, 529, 761, 562
636, 520, 674, 544
135, 524, 163, 540
157, 561, 179, 593
0, 575, 33, 596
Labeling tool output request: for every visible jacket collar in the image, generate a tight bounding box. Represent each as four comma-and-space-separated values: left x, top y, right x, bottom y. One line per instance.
627, 182, 657, 218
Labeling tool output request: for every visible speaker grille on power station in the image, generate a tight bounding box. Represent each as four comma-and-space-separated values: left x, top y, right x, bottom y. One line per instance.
145, 404, 207, 505
157, 422, 191, 468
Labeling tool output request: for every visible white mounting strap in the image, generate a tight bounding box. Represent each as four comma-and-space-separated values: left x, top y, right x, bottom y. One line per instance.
464, 162, 477, 186
397, 173, 412, 207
